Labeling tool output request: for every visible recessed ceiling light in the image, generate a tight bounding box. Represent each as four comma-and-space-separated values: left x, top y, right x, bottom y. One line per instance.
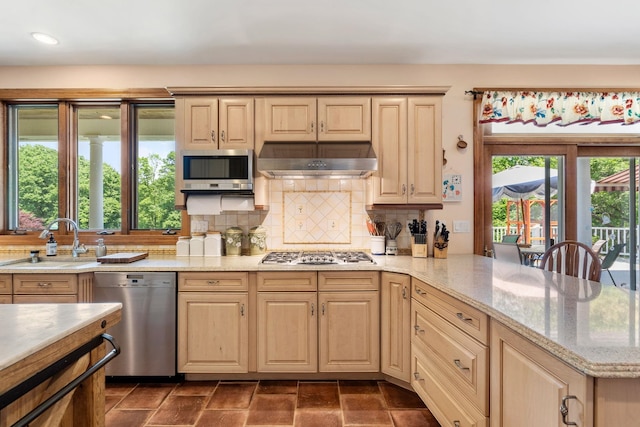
31, 32, 59, 45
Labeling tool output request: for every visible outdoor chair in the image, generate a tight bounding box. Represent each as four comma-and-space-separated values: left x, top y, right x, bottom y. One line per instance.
600, 243, 626, 286
501, 234, 521, 244
539, 240, 602, 282
493, 242, 523, 264
591, 239, 607, 255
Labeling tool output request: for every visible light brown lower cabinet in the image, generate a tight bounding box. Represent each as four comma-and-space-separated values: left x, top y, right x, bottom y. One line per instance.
0, 274, 12, 303
12, 273, 91, 303
177, 272, 249, 373
256, 271, 379, 373
380, 272, 411, 382
490, 320, 592, 427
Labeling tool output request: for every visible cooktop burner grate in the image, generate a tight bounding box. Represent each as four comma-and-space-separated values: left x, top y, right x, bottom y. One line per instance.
261, 251, 375, 265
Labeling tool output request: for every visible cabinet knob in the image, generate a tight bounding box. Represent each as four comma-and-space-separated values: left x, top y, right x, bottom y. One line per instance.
560, 395, 578, 426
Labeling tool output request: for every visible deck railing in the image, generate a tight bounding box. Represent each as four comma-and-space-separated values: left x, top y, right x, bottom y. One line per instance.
492, 226, 634, 257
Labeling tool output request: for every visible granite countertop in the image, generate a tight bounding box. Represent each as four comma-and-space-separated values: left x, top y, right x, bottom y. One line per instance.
1, 253, 639, 378
0, 303, 122, 373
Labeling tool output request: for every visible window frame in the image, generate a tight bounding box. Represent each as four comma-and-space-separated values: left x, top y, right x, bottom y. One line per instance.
0, 88, 187, 248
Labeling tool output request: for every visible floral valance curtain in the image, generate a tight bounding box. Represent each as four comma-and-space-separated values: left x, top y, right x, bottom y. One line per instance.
479, 91, 640, 126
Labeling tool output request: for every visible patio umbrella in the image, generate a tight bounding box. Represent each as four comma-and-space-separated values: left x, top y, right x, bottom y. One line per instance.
492, 165, 558, 203
593, 165, 639, 192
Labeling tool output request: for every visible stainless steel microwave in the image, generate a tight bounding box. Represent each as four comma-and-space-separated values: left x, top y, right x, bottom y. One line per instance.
181, 149, 254, 194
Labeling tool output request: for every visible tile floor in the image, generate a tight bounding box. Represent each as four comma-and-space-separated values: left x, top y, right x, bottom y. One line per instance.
105, 379, 441, 427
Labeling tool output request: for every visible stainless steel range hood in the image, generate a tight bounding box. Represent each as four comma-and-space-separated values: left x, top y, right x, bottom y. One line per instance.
257, 141, 377, 179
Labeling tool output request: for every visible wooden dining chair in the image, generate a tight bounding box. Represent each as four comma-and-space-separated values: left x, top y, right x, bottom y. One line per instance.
539, 240, 602, 281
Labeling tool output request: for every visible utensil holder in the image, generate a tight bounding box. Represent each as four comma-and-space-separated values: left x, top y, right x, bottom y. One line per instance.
371, 236, 386, 255
411, 236, 427, 258
434, 239, 448, 259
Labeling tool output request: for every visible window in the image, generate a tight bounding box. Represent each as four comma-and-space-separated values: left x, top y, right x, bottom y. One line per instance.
4, 99, 178, 239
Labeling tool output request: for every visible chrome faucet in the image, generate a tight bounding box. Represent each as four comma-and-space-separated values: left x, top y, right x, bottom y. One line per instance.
39, 218, 88, 257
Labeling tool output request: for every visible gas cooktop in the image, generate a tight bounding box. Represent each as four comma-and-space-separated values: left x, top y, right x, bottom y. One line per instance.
260, 251, 376, 265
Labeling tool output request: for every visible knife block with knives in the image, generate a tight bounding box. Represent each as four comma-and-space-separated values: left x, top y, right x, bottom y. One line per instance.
433, 220, 449, 259
411, 235, 427, 258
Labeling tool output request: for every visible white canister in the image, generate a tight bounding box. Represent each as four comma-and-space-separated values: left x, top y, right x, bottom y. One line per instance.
190, 233, 204, 256
204, 232, 222, 256
176, 236, 191, 256
371, 236, 386, 255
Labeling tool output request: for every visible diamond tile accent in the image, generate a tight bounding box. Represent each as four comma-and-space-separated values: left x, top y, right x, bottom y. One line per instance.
284, 192, 350, 244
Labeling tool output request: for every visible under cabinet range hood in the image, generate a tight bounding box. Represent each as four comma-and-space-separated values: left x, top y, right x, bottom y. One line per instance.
257, 141, 377, 179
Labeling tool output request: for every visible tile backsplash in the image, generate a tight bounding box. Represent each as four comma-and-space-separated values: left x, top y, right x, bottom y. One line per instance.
196, 179, 423, 253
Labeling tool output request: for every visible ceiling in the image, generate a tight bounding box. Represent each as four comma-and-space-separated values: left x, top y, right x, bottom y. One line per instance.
1, 0, 639, 66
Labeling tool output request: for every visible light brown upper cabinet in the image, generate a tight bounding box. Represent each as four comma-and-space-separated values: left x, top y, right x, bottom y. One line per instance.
176, 97, 254, 150
262, 96, 371, 141
368, 96, 442, 205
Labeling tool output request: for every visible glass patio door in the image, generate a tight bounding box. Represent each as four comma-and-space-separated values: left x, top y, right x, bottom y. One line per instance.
587, 157, 638, 289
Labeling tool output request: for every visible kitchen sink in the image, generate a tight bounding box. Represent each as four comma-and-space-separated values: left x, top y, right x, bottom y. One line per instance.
4, 257, 97, 269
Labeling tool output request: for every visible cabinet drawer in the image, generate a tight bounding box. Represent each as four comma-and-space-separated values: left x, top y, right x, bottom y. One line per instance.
0, 274, 11, 294
319, 271, 379, 291
13, 295, 78, 303
412, 300, 488, 414
412, 344, 487, 427
0, 294, 12, 304
257, 271, 317, 291
13, 274, 78, 294
412, 278, 488, 344
179, 272, 248, 292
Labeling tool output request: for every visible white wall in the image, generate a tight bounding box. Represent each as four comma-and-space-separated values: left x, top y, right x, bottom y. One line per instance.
2, 64, 639, 253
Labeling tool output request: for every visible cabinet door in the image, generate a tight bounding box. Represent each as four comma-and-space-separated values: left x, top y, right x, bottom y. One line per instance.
257, 292, 317, 372
178, 292, 248, 373
490, 320, 591, 427
317, 97, 371, 141
182, 97, 219, 150
407, 97, 442, 203
370, 97, 408, 204
263, 97, 317, 141
381, 272, 411, 382
218, 97, 254, 150
318, 291, 379, 372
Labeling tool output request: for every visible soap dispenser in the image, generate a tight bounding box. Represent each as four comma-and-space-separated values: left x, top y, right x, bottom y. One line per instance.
46, 233, 57, 256
95, 238, 107, 257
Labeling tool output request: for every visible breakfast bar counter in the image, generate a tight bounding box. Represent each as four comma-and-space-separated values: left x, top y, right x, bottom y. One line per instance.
0, 303, 121, 426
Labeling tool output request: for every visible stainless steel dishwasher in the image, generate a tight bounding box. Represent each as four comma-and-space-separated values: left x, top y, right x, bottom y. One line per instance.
93, 272, 176, 377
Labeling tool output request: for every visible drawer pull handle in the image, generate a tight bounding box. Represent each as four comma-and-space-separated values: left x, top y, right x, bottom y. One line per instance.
211, 130, 216, 142
415, 288, 426, 296
560, 395, 578, 426
220, 130, 225, 142
453, 422, 461, 427
454, 359, 470, 372
413, 371, 422, 381
456, 312, 472, 322
240, 304, 245, 317
38, 282, 52, 287
322, 303, 326, 315
206, 280, 220, 286
311, 303, 315, 316
402, 287, 407, 299
414, 324, 425, 334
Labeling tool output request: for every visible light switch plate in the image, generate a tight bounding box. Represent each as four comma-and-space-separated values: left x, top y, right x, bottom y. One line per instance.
453, 220, 470, 233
